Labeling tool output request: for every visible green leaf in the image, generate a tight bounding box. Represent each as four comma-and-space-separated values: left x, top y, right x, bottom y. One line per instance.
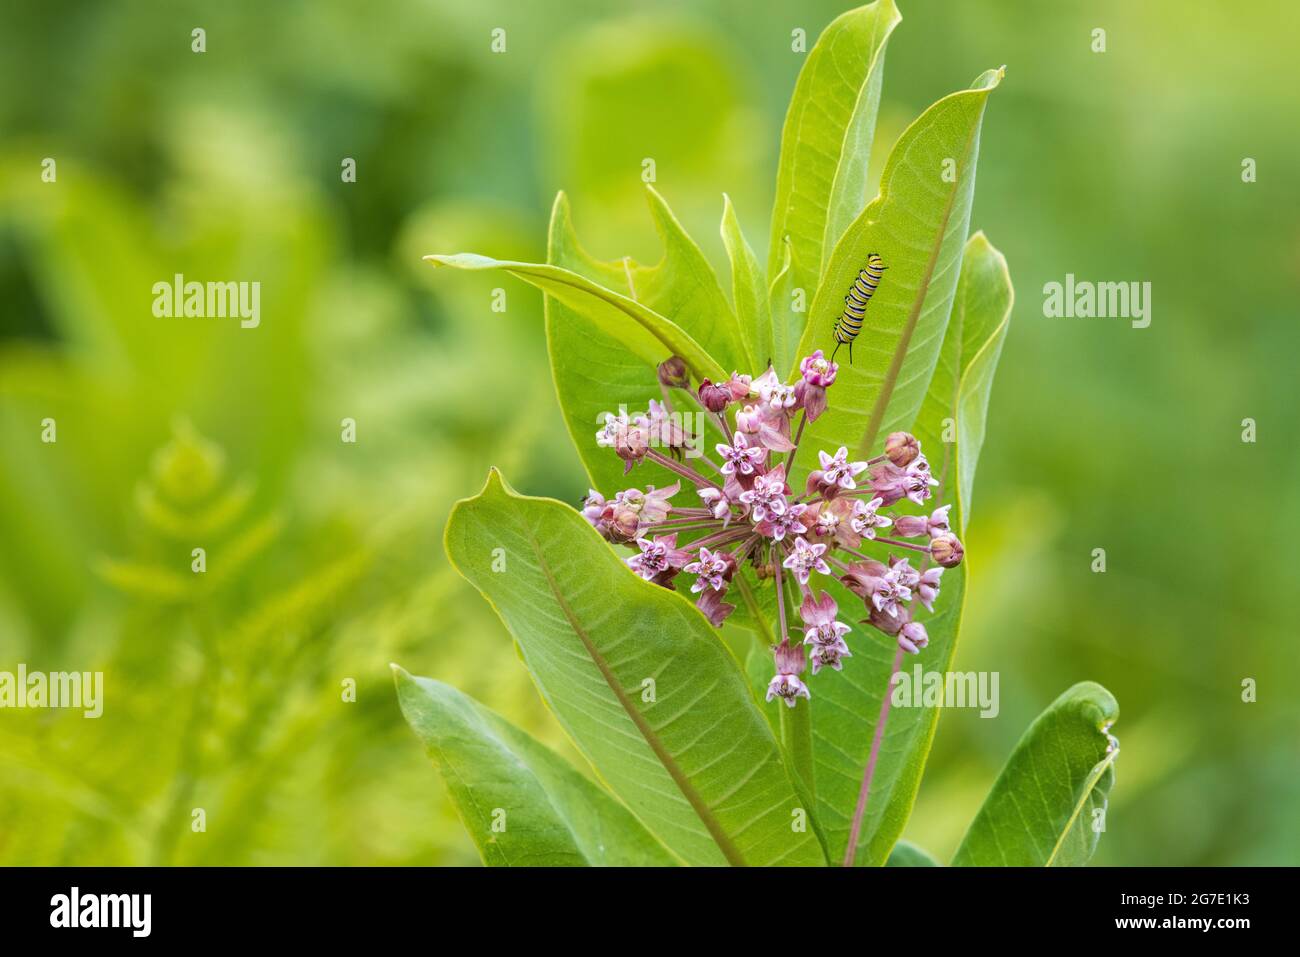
518, 191, 746, 494
831, 231, 1013, 865
393, 667, 676, 866
444, 469, 826, 867
424, 249, 725, 385
639, 185, 753, 372
805, 229, 1012, 866
767, 0, 901, 292
721, 194, 770, 368
886, 839, 941, 866
952, 682, 1120, 866
924, 232, 1014, 529
766, 234, 806, 376
789, 67, 1004, 483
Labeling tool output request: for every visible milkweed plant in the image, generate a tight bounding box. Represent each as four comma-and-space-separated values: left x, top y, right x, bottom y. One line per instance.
394, 0, 1119, 867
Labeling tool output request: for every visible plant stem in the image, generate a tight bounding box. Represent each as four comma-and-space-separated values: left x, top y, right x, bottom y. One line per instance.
780, 683, 816, 805
842, 643, 905, 867
645, 448, 720, 492
775, 565, 816, 803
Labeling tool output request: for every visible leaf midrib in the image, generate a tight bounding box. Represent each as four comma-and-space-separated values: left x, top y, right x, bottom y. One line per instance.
1045, 748, 1119, 866
855, 115, 983, 458
516, 514, 750, 867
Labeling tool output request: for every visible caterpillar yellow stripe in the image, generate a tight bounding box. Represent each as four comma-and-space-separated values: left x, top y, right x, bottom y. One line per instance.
832, 254, 886, 363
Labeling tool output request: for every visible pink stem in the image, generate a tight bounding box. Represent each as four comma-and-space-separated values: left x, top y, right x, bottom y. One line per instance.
842, 643, 905, 867
645, 449, 721, 492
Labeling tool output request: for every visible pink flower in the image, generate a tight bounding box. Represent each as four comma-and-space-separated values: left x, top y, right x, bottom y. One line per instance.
757, 502, 808, 541
799, 350, 838, 388
799, 591, 851, 653
684, 546, 734, 594
817, 447, 868, 490
766, 639, 810, 707
581, 490, 607, 535
626, 533, 690, 583
841, 558, 909, 618
716, 431, 765, 476
738, 465, 789, 523
782, 536, 830, 585
849, 496, 891, 539
902, 455, 939, 504
766, 672, 810, 706
697, 486, 732, 525
915, 566, 943, 612
735, 402, 795, 453
809, 640, 851, 674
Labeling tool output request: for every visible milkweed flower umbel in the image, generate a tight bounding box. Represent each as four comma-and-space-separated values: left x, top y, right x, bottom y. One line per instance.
581, 353, 965, 707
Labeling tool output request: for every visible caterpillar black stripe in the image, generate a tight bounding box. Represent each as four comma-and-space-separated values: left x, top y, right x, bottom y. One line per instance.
831, 253, 887, 364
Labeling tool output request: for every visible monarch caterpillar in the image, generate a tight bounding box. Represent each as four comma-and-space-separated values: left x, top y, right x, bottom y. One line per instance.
831, 253, 887, 363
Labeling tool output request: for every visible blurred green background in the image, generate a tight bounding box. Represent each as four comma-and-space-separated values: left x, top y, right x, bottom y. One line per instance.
1, 0, 1296, 866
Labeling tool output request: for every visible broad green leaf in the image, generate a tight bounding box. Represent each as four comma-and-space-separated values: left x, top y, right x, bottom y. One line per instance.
886, 839, 941, 866
533, 191, 747, 495
809, 564, 966, 867
721, 194, 770, 368
829, 232, 1014, 865
424, 250, 725, 385
788, 68, 1004, 484
444, 469, 826, 867
393, 667, 676, 866
952, 682, 1120, 866
767, 0, 901, 292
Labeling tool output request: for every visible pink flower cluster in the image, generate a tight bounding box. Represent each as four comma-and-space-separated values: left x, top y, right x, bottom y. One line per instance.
581, 350, 965, 708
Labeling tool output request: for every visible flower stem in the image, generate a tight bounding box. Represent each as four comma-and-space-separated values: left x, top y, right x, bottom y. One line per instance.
842, 643, 905, 867
873, 536, 932, 554
646, 448, 721, 492
786, 410, 808, 468
775, 564, 816, 803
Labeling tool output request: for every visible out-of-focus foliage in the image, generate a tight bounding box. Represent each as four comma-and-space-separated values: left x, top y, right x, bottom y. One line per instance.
0, 0, 1296, 865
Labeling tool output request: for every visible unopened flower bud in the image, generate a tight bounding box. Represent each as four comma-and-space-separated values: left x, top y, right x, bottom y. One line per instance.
698, 379, 731, 413
892, 514, 930, 538
772, 638, 807, 676
725, 372, 753, 401
899, 620, 929, 654
606, 505, 641, 543
930, 533, 964, 567
885, 431, 920, 467
657, 356, 689, 390
615, 426, 649, 473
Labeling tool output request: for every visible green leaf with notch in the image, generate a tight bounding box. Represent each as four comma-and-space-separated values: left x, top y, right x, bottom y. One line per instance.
952, 682, 1120, 866
444, 469, 826, 866
394, 667, 676, 866
767, 0, 901, 294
